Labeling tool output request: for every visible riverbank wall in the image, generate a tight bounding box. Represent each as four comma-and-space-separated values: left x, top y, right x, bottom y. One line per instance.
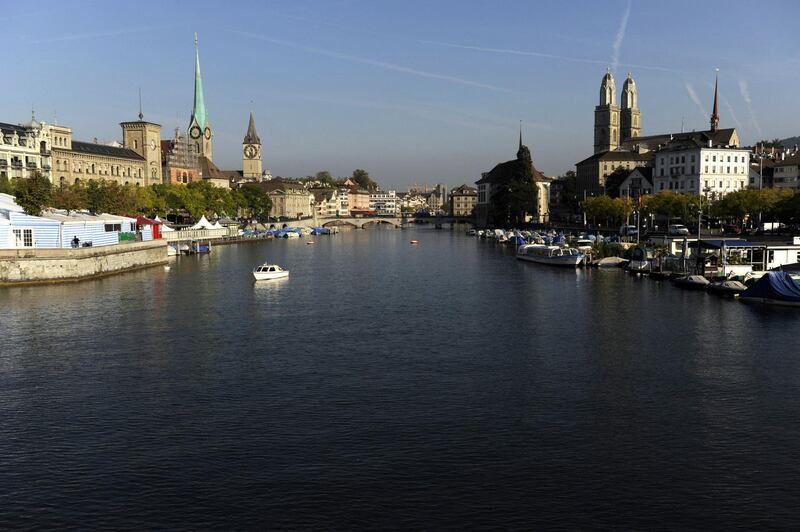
0, 240, 168, 285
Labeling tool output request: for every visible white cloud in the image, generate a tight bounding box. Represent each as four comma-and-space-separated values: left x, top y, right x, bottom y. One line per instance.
611, 0, 632, 73
738, 79, 763, 137
233, 31, 513, 93
684, 81, 708, 122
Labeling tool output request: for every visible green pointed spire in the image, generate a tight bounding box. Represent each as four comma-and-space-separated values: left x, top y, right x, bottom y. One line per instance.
191, 33, 208, 131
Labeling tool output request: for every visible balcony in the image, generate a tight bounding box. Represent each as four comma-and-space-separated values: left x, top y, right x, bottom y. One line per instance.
0, 161, 6, 168
42, 164, 52, 171
40, 150, 51, 157
26, 162, 37, 169
11, 162, 23, 169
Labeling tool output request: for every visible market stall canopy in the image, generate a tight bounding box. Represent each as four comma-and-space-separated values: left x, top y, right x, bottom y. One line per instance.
190, 215, 215, 230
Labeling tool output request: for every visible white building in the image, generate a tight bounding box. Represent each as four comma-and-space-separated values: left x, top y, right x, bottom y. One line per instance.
0, 117, 53, 182
653, 136, 750, 198
369, 190, 399, 216
772, 154, 800, 189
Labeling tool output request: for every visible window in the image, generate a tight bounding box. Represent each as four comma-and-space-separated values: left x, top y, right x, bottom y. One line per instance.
727, 166, 730, 174
727, 156, 731, 162
104, 223, 122, 232
704, 166, 708, 173
13, 229, 33, 247
134, 140, 138, 149
712, 155, 716, 162
719, 181, 723, 188
660, 168, 664, 176
691, 165, 695, 174
741, 181, 745, 189
681, 156, 685, 163
691, 155, 696, 163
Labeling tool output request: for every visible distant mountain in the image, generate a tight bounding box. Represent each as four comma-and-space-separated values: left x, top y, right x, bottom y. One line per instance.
781, 136, 800, 147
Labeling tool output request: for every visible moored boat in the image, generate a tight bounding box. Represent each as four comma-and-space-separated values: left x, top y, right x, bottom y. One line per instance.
706, 280, 747, 296
516, 244, 584, 267
738, 271, 800, 307
672, 275, 710, 290
252, 263, 289, 281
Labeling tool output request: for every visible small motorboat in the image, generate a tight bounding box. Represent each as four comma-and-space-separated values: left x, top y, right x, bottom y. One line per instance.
410, 240, 419, 245
672, 275, 710, 290
306, 240, 315, 245
253, 263, 289, 281
706, 280, 747, 296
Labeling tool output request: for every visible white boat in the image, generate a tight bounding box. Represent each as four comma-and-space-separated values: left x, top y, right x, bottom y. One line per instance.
516, 244, 585, 267
284, 231, 300, 239
252, 263, 289, 281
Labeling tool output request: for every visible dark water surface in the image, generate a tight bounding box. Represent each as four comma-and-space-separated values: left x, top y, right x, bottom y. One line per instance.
2, 227, 799, 530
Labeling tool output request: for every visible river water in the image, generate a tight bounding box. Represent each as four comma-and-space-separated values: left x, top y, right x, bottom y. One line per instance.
1, 227, 799, 529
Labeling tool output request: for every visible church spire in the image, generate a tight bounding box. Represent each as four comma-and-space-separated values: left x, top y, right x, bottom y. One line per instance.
518, 120, 523, 151
191, 33, 208, 131
244, 112, 261, 144
710, 68, 720, 132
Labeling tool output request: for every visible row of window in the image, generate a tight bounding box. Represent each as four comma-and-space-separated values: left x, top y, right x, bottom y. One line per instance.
657, 179, 747, 192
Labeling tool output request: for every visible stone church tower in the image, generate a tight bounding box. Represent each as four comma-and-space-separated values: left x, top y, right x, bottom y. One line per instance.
188, 34, 213, 161
594, 70, 619, 153
242, 112, 262, 179
620, 73, 640, 142
121, 100, 162, 186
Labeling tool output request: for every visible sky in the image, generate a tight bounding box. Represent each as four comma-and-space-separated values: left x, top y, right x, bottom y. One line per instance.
4, 0, 799, 190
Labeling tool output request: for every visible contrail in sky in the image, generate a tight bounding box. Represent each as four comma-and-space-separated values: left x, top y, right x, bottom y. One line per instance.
31, 26, 168, 44
234, 31, 513, 93
684, 81, 708, 122
611, 0, 632, 73
420, 40, 681, 73
739, 79, 763, 137
721, 95, 743, 133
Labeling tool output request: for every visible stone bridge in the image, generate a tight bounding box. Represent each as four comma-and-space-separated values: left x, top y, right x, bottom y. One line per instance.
300, 216, 475, 229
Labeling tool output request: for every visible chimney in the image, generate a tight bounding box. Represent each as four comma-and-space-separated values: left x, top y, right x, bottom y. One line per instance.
708, 139, 712, 148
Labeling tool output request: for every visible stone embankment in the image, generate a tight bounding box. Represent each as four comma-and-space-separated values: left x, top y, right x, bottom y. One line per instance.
0, 241, 168, 285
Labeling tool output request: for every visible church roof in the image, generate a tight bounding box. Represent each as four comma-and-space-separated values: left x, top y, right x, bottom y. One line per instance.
198, 156, 237, 183
71, 141, 145, 161
476, 145, 547, 185
243, 112, 260, 144
575, 149, 652, 166
622, 128, 738, 150
190, 34, 208, 131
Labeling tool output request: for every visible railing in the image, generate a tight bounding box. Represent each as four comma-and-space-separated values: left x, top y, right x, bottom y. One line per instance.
11, 162, 22, 169
40, 150, 51, 157
42, 165, 51, 171
163, 228, 232, 242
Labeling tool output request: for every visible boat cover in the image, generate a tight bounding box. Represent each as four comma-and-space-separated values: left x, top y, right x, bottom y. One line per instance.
740, 271, 800, 302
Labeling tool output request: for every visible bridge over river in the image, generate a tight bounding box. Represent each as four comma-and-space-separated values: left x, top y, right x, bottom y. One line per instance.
293, 216, 475, 229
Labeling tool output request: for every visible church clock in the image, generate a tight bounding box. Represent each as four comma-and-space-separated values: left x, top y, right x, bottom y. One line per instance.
189, 125, 202, 139
204, 126, 212, 140
243, 144, 257, 159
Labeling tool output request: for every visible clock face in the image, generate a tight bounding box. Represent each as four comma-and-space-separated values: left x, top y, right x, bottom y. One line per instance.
204, 126, 212, 140
189, 125, 202, 139
150, 140, 157, 151
244, 144, 257, 159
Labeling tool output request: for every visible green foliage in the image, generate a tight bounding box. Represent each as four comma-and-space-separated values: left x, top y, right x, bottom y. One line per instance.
51, 182, 86, 213
314, 170, 335, 186
235, 184, 272, 222
351, 169, 378, 191
14, 172, 53, 216
0, 175, 14, 195
582, 195, 632, 226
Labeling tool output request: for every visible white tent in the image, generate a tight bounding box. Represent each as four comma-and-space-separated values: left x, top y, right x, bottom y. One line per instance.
190, 215, 215, 230
154, 215, 175, 232
210, 221, 223, 230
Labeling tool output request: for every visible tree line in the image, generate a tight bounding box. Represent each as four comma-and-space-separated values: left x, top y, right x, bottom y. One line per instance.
0, 173, 272, 223
582, 189, 800, 228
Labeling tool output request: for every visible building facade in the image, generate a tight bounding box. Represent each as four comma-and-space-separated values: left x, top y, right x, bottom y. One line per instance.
620, 73, 641, 143
772, 154, 800, 189
652, 138, 750, 198
369, 190, 399, 216
449, 184, 477, 216
576, 150, 652, 197
0, 118, 53, 182
161, 128, 201, 185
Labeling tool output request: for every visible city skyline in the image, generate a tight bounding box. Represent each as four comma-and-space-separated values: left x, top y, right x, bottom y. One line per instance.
4, 0, 799, 188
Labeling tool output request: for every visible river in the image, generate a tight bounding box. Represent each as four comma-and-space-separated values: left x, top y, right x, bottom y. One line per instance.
1, 226, 798, 529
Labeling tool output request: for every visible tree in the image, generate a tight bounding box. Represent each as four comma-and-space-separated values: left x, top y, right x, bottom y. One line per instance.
0, 175, 14, 195
314, 170, 334, 186
235, 184, 272, 222
51, 183, 86, 213
14, 173, 52, 216
351, 169, 378, 191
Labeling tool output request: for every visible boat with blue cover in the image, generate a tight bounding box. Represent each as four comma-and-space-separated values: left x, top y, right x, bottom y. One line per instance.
738, 271, 800, 307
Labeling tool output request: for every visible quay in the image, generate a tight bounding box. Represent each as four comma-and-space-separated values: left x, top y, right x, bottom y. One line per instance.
0, 240, 168, 285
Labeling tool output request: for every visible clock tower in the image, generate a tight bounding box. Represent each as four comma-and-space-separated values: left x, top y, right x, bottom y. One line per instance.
242, 112, 262, 179
188, 33, 213, 161
121, 104, 162, 186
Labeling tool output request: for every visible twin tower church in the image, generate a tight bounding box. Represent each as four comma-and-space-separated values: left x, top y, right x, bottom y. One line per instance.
593, 70, 640, 154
